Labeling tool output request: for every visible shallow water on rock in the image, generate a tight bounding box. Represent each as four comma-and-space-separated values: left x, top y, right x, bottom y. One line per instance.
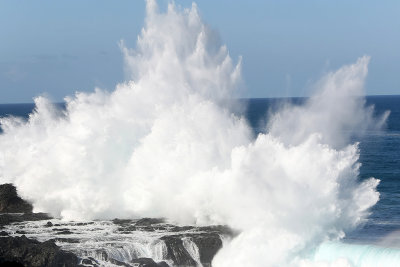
2, 218, 229, 266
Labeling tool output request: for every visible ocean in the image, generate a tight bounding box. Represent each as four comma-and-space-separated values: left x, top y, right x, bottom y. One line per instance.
0, 2, 399, 265
1, 95, 399, 266
245, 95, 400, 244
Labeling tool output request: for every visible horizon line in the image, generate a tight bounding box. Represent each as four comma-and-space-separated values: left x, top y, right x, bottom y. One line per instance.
0, 94, 399, 105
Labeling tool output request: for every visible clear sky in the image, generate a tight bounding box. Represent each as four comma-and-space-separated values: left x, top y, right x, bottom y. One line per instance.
1, 0, 399, 103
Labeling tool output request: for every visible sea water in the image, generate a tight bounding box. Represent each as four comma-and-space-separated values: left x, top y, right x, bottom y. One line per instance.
1, 95, 399, 266
0, 2, 398, 266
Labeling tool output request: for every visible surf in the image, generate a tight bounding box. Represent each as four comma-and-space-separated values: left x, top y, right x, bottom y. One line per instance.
0, 1, 389, 266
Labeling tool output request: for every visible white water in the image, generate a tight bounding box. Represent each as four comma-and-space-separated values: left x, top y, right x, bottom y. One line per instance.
2, 218, 200, 266
313, 242, 400, 267
0, 0, 390, 266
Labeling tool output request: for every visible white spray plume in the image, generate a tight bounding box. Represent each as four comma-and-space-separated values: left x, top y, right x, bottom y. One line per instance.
0, 1, 384, 266
268, 56, 389, 148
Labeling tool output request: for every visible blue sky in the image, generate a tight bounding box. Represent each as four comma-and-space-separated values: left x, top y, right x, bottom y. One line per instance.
0, 0, 399, 103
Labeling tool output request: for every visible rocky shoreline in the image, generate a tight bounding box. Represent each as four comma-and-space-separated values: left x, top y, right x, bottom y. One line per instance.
0, 184, 232, 266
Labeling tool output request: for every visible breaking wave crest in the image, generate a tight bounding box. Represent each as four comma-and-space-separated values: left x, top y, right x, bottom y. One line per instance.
0, 1, 388, 266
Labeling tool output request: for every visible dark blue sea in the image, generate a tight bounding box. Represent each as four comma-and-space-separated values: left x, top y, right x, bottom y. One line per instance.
0, 95, 399, 249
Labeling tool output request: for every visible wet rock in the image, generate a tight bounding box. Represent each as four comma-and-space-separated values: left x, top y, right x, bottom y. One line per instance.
0, 230, 8, 236
112, 218, 134, 225
135, 218, 164, 226
0, 212, 52, 228
160, 235, 197, 266
108, 257, 132, 266
0, 183, 52, 229
75, 222, 94, 226
190, 233, 223, 267
198, 225, 237, 237
45, 221, 53, 227
169, 225, 195, 232
115, 218, 168, 233
0, 235, 78, 266
55, 230, 74, 235
0, 261, 24, 266
52, 228, 71, 231
0, 184, 32, 213
130, 258, 158, 267
21, 212, 52, 221
130, 258, 169, 267
80, 257, 99, 266
135, 226, 160, 232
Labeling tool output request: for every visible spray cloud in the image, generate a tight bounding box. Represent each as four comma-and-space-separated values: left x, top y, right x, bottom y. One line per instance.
0, 1, 384, 265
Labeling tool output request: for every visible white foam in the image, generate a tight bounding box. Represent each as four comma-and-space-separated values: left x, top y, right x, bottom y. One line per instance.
3, 219, 186, 266
0, 1, 384, 266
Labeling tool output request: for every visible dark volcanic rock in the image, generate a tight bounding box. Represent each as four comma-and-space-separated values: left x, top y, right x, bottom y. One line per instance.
0, 261, 24, 266
108, 257, 132, 266
112, 218, 134, 225
55, 230, 74, 235
0, 212, 52, 228
135, 218, 165, 226
130, 258, 169, 267
198, 225, 237, 237
0, 231, 8, 236
169, 225, 195, 232
190, 233, 222, 267
159, 233, 224, 267
160, 236, 197, 266
0, 235, 78, 266
0, 184, 33, 213
112, 217, 232, 266
0, 183, 52, 229
114, 218, 168, 233
80, 257, 99, 266
108, 257, 170, 267
131, 258, 158, 267
74, 222, 94, 226
52, 228, 71, 231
